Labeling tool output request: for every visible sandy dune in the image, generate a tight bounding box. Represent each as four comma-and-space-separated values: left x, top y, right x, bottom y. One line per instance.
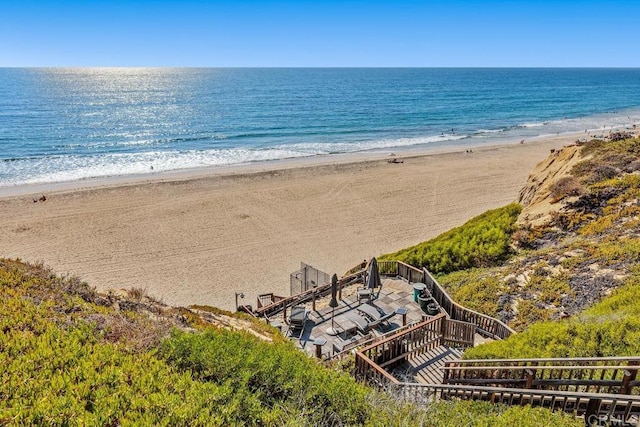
0, 137, 572, 311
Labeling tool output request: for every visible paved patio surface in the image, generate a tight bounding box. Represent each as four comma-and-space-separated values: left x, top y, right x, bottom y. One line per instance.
278, 277, 432, 358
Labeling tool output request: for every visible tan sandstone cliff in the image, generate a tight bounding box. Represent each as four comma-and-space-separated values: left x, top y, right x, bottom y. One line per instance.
517, 144, 586, 227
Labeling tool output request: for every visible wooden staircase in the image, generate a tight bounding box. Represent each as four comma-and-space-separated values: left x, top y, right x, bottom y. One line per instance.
404, 346, 463, 384
393, 383, 640, 426
351, 260, 640, 423
442, 357, 640, 395
359, 350, 640, 425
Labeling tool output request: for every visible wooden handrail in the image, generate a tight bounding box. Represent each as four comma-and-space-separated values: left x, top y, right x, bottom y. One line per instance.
395, 383, 640, 401
254, 283, 330, 316
388, 383, 640, 427
441, 365, 640, 371
355, 351, 400, 387
442, 358, 640, 396
327, 320, 424, 360
255, 266, 368, 317
360, 371, 640, 423
359, 313, 447, 353
442, 317, 475, 347
448, 356, 640, 364
376, 260, 514, 340
391, 382, 640, 424
422, 267, 515, 340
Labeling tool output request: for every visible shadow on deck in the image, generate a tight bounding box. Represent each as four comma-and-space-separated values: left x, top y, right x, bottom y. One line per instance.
284, 277, 433, 359
393, 346, 464, 384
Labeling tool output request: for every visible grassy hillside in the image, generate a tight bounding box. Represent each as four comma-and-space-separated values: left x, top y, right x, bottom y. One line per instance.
464, 136, 640, 358
382, 136, 640, 358
0, 258, 580, 426
380, 203, 521, 274
465, 268, 640, 359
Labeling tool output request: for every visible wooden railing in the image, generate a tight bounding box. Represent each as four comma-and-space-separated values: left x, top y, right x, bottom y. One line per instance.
389, 383, 640, 425
444, 356, 640, 368
356, 314, 447, 387
378, 260, 422, 282
256, 293, 286, 309
378, 260, 514, 340
254, 268, 366, 318
442, 318, 476, 348
254, 283, 330, 317
355, 313, 476, 386
355, 351, 400, 388
377, 260, 398, 276
328, 320, 423, 360
398, 262, 424, 284
443, 357, 640, 395
422, 268, 515, 340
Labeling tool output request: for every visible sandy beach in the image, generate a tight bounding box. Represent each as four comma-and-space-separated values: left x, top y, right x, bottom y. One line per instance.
0, 136, 576, 311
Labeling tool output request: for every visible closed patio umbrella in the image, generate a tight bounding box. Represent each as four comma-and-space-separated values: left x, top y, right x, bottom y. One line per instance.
366, 257, 381, 291
327, 274, 340, 335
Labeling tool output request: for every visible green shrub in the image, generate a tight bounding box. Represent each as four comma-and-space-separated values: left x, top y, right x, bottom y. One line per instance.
364, 398, 581, 426
380, 204, 521, 274
417, 401, 581, 427
0, 313, 236, 425
437, 269, 506, 317
573, 138, 640, 184
159, 328, 372, 425
526, 273, 571, 306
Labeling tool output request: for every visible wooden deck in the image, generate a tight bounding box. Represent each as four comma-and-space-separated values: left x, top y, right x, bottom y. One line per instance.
281, 277, 433, 359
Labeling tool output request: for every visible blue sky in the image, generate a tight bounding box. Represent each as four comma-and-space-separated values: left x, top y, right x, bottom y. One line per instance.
1, 0, 638, 67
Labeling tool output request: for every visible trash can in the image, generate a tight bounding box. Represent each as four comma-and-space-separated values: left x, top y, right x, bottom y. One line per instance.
426, 301, 440, 315
418, 294, 430, 311
413, 283, 426, 303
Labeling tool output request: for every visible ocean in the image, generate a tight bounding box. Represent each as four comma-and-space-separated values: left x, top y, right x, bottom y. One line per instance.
1, 68, 640, 188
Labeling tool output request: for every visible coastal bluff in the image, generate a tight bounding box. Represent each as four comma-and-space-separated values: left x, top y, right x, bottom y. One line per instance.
517, 144, 585, 227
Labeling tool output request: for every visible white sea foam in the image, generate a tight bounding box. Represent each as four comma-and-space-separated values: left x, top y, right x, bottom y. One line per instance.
520, 122, 545, 128
475, 129, 504, 134
0, 133, 470, 187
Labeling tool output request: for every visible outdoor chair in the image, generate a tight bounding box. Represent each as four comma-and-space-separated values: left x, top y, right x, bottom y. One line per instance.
357, 303, 395, 330
288, 305, 309, 338
356, 287, 373, 303
344, 311, 371, 335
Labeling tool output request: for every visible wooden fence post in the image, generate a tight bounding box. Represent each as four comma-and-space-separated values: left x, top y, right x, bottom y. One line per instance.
525, 369, 535, 389
314, 338, 326, 359
443, 361, 452, 384
620, 361, 638, 395
584, 398, 602, 424
439, 317, 447, 346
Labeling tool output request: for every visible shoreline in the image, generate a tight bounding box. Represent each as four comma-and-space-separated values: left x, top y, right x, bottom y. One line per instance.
0, 130, 588, 199
0, 131, 607, 311
3, 106, 639, 198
